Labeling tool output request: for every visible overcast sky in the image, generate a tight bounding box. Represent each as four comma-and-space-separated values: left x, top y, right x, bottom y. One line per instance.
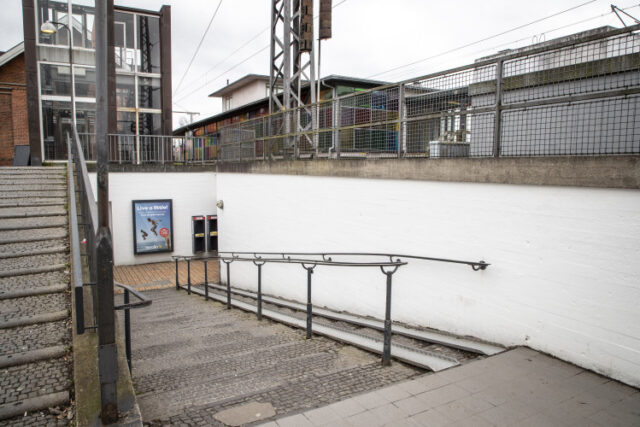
1, 0, 637, 128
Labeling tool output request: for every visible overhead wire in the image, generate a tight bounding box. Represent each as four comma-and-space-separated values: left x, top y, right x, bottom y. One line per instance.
367, 0, 598, 79
382, 3, 640, 82
173, 0, 224, 96
174, 0, 349, 102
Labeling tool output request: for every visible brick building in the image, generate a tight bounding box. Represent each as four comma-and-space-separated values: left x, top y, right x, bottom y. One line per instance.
0, 43, 28, 165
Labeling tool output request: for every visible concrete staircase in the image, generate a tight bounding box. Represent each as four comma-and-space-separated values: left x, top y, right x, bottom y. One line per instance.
0, 167, 73, 425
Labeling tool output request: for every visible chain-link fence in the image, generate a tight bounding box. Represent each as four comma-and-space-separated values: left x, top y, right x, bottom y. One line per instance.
219, 25, 640, 161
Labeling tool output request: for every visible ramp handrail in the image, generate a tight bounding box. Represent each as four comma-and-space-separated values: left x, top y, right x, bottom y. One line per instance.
172, 251, 488, 366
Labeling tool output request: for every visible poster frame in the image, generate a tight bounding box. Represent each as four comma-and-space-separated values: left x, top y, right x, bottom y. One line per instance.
132, 199, 174, 255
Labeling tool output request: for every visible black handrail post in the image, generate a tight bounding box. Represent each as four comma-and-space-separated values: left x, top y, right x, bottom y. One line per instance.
124, 289, 132, 373
257, 264, 263, 320
175, 258, 179, 290
382, 272, 393, 366
221, 259, 233, 309
302, 264, 316, 339
253, 258, 266, 321
204, 260, 209, 301
380, 263, 400, 367
187, 259, 191, 295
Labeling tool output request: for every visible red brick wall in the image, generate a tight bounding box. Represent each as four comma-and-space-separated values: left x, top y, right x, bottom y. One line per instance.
0, 53, 28, 165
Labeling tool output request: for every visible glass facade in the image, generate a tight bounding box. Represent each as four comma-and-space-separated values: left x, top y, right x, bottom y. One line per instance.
34, 0, 166, 161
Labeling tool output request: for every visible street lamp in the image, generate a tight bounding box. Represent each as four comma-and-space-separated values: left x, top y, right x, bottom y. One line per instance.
41, 20, 76, 130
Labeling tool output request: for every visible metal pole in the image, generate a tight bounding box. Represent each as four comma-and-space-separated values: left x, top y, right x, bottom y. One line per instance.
95, 1, 118, 422
226, 261, 231, 309
204, 260, 209, 301
175, 258, 179, 290
493, 60, 503, 158
382, 272, 393, 366
187, 259, 191, 295
124, 289, 131, 374
67, 24, 76, 132
303, 265, 315, 339
257, 264, 263, 320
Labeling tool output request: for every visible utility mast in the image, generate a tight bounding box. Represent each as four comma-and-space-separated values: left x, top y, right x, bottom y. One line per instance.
269, 0, 316, 157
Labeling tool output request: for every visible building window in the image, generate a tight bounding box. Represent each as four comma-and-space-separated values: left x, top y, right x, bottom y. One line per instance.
40, 63, 71, 96
224, 96, 232, 111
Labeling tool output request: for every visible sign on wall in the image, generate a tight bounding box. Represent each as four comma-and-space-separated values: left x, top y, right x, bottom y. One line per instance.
132, 199, 173, 254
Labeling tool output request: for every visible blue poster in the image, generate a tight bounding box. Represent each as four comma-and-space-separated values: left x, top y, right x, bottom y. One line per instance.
132, 199, 173, 254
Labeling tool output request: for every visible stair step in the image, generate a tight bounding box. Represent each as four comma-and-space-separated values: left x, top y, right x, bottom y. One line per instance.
0, 391, 69, 421
0, 345, 66, 369
0, 216, 67, 231
183, 285, 460, 372
0, 228, 68, 245
0, 263, 66, 278
0, 311, 69, 329
0, 199, 66, 208
0, 284, 68, 300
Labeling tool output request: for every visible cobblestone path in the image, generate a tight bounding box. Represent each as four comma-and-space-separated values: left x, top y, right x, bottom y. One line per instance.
0, 167, 73, 426
126, 288, 423, 425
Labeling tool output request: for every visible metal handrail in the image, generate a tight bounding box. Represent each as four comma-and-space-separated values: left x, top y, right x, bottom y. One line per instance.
174, 251, 488, 270
66, 133, 85, 334
173, 250, 488, 366
68, 130, 152, 374
114, 282, 152, 310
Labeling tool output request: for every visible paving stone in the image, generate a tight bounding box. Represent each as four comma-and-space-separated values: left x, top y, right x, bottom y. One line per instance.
393, 396, 427, 416
415, 383, 470, 409
407, 408, 452, 427
374, 385, 412, 403
0, 358, 71, 405
327, 398, 367, 419
213, 401, 275, 426
276, 414, 314, 427
303, 405, 342, 426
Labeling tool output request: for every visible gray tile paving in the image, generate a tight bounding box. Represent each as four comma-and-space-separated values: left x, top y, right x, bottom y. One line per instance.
263, 348, 640, 427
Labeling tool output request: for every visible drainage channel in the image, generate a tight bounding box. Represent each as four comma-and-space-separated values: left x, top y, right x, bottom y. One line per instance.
181, 283, 474, 372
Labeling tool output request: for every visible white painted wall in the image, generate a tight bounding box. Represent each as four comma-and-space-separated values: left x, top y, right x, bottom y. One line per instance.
89, 172, 217, 265
225, 80, 268, 112
216, 172, 640, 387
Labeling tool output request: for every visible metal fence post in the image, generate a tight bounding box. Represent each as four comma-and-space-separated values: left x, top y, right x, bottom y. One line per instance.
493, 59, 504, 158
302, 264, 316, 339
253, 258, 265, 321
204, 260, 209, 301
175, 258, 179, 290
380, 264, 399, 367
124, 289, 131, 373
187, 258, 191, 295
222, 259, 233, 309
398, 83, 405, 158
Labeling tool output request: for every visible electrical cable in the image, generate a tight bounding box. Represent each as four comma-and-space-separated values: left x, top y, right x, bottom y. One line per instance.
383, 3, 640, 82
174, 44, 270, 103
384, 3, 640, 82
367, 0, 598, 79
174, 0, 349, 99
173, 0, 224, 96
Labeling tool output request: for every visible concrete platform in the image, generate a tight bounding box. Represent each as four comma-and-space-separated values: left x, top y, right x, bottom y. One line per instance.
261, 347, 640, 427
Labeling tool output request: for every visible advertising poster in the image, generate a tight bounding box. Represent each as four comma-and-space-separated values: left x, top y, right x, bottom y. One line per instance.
132, 199, 173, 254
